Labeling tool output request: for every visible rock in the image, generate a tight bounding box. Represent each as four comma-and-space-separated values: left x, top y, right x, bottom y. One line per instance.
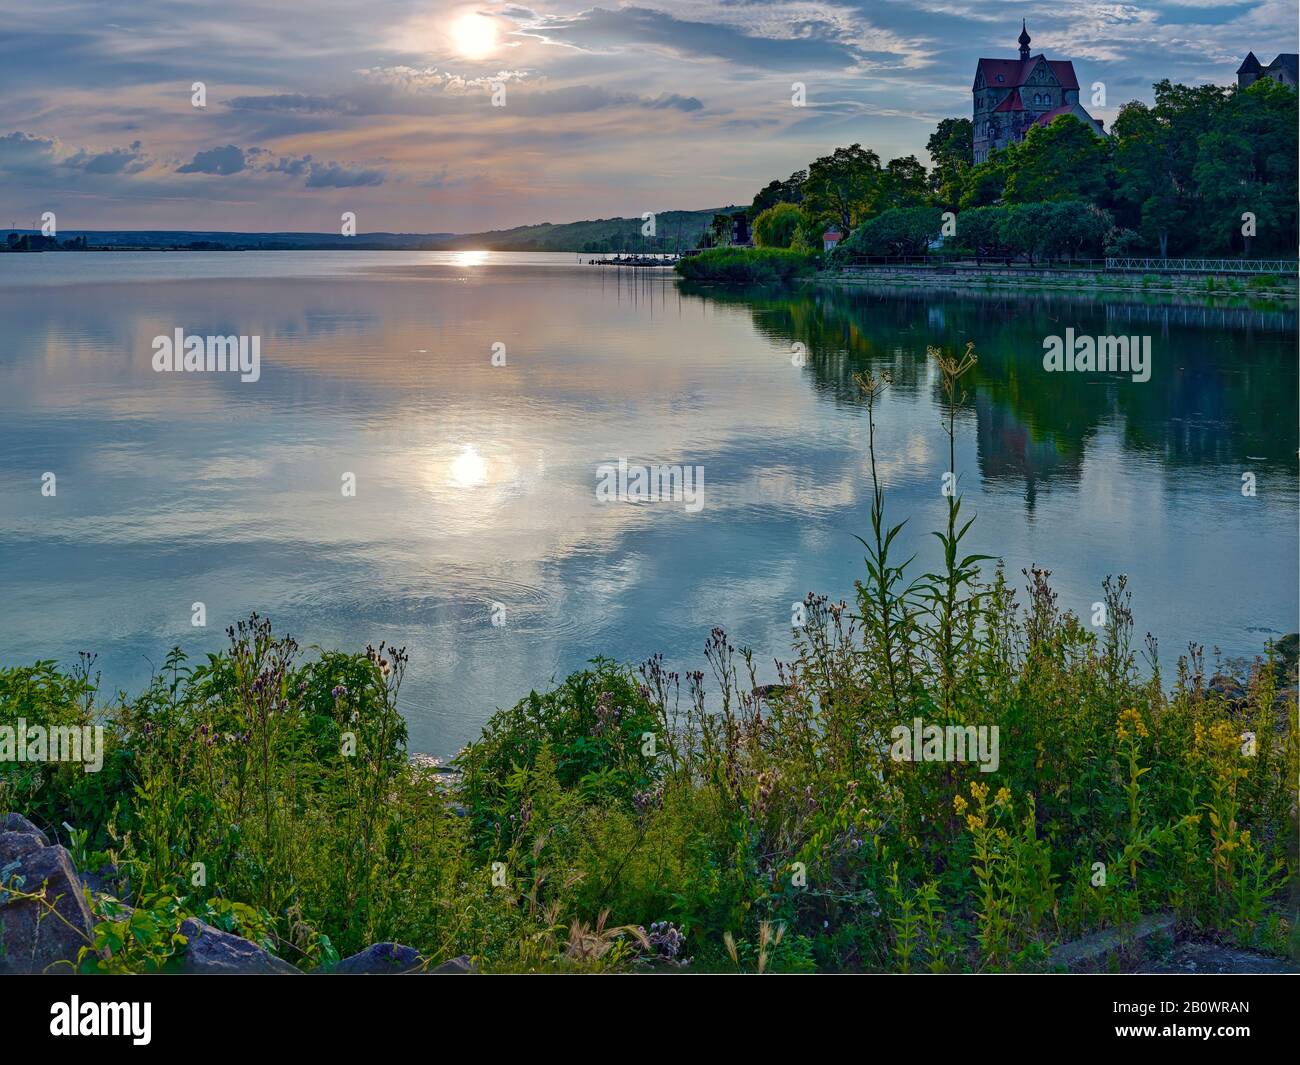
331, 942, 425, 974
1, 813, 49, 845
179, 918, 300, 975
1049, 912, 1176, 971
1207, 673, 1247, 702
1272, 633, 1298, 681
0, 830, 49, 864
0, 841, 96, 974
428, 955, 475, 974
1143, 939, 1298, 974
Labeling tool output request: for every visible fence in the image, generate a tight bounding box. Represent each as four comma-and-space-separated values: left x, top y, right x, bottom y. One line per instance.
1104, 257, 1297, 275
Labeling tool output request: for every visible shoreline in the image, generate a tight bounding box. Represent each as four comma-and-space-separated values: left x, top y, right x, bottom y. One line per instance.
815, 266, 1298, 304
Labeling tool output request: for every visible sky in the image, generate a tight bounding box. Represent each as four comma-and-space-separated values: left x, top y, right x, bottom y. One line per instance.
0, 0, 1296, 233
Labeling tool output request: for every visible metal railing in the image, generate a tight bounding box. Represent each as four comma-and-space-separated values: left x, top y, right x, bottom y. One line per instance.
1105, 257, 1298, 275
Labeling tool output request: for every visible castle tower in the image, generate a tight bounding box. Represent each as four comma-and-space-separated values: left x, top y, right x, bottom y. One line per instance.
1018, 20, 1031, 61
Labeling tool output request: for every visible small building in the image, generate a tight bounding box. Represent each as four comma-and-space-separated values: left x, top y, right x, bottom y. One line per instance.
1237, 52, 1298, 88
822, 230, 843, 253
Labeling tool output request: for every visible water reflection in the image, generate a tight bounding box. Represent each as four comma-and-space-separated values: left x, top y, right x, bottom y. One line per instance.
0, 254, 1294, 757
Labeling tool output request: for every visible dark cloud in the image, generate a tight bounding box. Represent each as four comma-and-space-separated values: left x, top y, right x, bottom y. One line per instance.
174, 144, 387, 187
304, 160, 385, 188
176, 144, 246, 175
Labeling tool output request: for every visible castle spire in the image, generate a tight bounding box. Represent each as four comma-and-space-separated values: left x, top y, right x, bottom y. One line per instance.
1018, 19, 1031, 60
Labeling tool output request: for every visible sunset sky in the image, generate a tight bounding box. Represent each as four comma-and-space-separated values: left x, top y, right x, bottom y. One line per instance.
1, 0, 1295, 233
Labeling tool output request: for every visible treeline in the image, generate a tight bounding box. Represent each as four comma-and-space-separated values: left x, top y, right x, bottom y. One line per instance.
745, 77, 1298, 260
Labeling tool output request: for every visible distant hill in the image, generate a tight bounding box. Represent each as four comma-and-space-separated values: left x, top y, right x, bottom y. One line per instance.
446, 208, 741, 253
1, 208, 742, 254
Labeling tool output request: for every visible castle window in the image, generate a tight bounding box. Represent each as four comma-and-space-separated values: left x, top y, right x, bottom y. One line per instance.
996, 74, 1004, 83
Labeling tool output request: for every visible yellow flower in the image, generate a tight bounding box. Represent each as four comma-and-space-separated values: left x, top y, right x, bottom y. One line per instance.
970, 781, 989, 802
953, 794, 968, 814
1117, 707, 1149, 741
994, 787, 1011, 807
966, 814, 985, 832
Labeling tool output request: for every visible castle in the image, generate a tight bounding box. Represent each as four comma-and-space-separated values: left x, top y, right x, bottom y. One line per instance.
1237, 52, 1298, 88
972, 22, 1105, 164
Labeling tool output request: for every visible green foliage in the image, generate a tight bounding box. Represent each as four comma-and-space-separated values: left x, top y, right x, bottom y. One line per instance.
750, 171, 806, 218
752, 203, 805, 249
742, 78, 1295, 263
835, 206, 943, 259
674, 247, 817, 285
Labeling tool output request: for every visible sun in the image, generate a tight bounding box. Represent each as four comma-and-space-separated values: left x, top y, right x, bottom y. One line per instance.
451, 13, 498, 60
451, 444, 489, 488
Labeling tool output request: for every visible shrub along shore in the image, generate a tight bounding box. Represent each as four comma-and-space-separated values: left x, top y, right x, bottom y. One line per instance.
2, 349, 1296, 974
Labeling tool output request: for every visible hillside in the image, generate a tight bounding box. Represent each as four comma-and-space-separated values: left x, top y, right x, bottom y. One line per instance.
445, 208, 740, 253
3, 208, 741, 254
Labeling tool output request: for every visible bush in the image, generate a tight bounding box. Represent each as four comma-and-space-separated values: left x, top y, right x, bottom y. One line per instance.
674, 247, 817, 285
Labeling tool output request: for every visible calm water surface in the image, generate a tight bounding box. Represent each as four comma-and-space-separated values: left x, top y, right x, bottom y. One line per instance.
1, 251, 1295, 757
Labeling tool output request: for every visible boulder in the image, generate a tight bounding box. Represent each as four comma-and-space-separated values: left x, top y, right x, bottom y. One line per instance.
428, 955, 475, 974
0, 841, 96, 974
1, 813, 49, 845
0, 830, 48, 864
331, 941, 424, 974
179, 918, 300, 975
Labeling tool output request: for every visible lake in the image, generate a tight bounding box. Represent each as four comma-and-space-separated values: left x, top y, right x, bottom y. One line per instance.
1, 251, 1295, 758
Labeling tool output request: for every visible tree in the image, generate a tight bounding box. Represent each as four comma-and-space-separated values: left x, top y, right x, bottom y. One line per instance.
752, 203, 805, 248
997, 202, 1057, 262
802, 144, 884, 233
1039, 201, 1112, 260
957, 154, 1007, 210
750, 170, 807, 218
879, 155, 930, 212
838, 206, 942, 258
948, 205, 1008, 262
1193, 79, 1298, 255
1001, 116, 1111, 205
1111, 81, 1228, 256
926, 118, 974, 210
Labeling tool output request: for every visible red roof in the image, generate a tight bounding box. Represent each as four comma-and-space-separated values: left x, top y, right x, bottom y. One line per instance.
822, 231, 842, 243
993, 91, 1024, 112
973, 55, 1079, 92
1035, 104, 1074, 126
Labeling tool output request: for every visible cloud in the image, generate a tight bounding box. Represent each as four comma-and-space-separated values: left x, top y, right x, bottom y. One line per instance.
175, 144, 387, 187
509, 5, 864, 70
176, 144, 246, 175
0, 130, 154, 178
226, 93, 357, 114
303, 160, 386, 188
226, 69, 704, 118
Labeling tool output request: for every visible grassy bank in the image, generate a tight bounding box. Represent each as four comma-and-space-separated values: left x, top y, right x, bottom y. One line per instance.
2, 348, 1295, 973
675, 247, 818, 285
